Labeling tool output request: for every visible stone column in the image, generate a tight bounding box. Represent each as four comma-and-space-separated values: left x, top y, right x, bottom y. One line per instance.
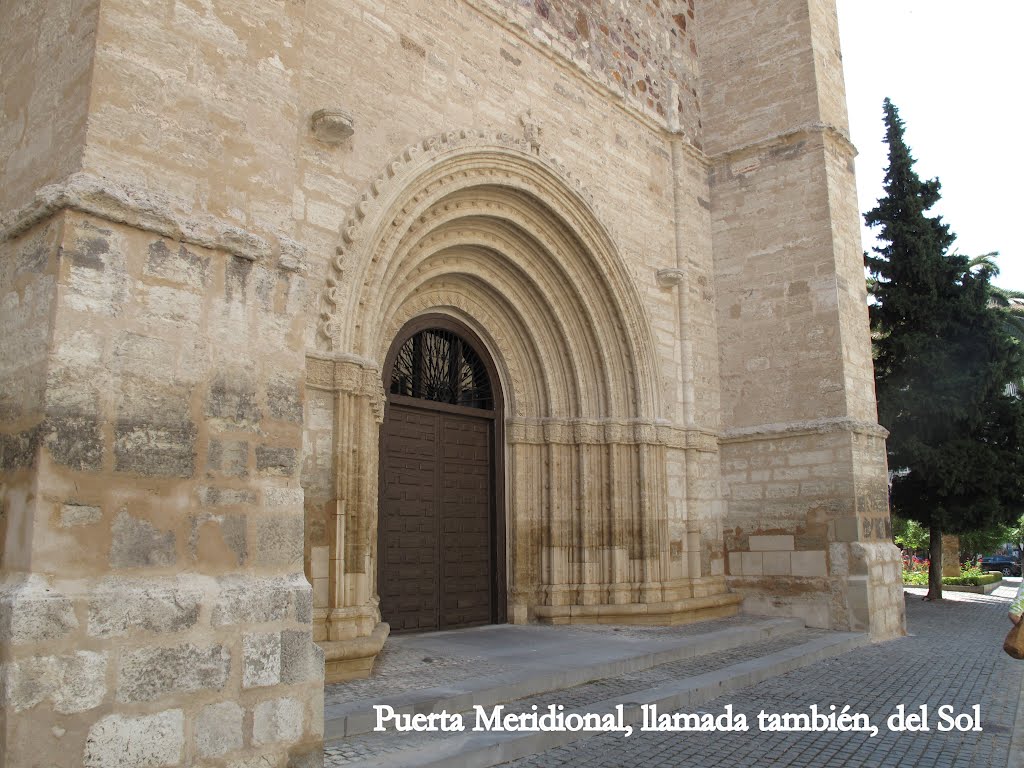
1, 212, 323, 767
304, 355, 388, 682
510, 419, 740, 625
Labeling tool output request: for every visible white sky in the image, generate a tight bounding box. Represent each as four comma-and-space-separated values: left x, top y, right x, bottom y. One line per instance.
835, 1, 1024, 290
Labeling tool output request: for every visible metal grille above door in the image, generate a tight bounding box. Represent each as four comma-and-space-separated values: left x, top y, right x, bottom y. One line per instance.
379, 322, 505, 633
389, 328, 494, 409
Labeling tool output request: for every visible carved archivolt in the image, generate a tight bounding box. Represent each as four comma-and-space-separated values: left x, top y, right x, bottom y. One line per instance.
317, 128, 661, 422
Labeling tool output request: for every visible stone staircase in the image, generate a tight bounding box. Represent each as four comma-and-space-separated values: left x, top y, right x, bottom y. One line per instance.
321, 617, 868, 768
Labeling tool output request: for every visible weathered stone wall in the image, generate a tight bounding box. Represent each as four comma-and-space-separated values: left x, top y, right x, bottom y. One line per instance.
0, 211, 323, 767
699, 0, 822, 158
471, 0, 700, 136
808, 0, 851, 137
0, 219, 61, 566
0, 0, 97, 212
720, 427, 899, 632
708, 129, 849, 428
81, 0, 305, 234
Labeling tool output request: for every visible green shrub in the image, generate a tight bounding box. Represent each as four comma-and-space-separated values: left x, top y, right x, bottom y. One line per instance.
902, 570, 927, 585
901, 570, 1001, 586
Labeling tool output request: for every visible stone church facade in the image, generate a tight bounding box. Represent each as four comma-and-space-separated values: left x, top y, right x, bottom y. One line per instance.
0, 0, 905, 765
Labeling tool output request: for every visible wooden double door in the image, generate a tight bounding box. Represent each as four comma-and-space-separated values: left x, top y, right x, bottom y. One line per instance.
377, 324, 507, 635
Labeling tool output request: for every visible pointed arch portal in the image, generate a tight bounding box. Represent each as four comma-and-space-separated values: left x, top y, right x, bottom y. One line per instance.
307, 131, 739, 681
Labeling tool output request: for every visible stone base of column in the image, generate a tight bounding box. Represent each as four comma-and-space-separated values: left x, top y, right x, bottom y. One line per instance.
842, 541, 907, 640
318, 622, 390, 683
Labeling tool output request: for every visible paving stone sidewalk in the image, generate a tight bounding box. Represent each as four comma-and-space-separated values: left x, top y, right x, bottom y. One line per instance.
322, 624, 838, 766
323, 615, 760, 709
504, 583, 1024, 768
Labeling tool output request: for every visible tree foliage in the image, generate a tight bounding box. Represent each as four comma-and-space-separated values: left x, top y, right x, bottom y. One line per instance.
962, 252, 1024, 344
958, 522, 1016, 562
892, 516, 929, 552
865, 99, 1024, 599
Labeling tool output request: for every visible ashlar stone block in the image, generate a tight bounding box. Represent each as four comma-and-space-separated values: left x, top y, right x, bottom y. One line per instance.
791, 550, 828, 578
252, 697, 304, 746
243, 631, 282, 688
109, 510, 177, 569
60, 502, 102, 527
84, 709, 184, 768
3, 650, 107, 714
0, 578, 78, 644
87, 578, 201, 638
117, 642, 230, 702
749, 535, 795, 551
195, 701, 244, 758
280, 630, 323, 684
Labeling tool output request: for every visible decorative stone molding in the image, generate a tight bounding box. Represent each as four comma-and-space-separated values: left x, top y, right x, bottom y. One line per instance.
532, 592, 742, 625
0, 172, 305, 269
506, 418, 719, 452
519, 109, 542, 152
379, 290, 533, 418
318, 622, 389, 683
278, 236, 308, 273
310, 108, 355, 144
709, 122, 857, 167
720, 416, 889, 443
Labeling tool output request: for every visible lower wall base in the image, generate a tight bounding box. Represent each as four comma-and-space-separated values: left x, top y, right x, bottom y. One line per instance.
0, 572, 325, 768
532, 593, 743, 625
730, 542, 907, 641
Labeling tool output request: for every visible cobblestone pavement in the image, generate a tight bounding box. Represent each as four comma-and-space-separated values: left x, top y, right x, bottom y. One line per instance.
323, 615, 759, 708
505, 584, 1024, 768
323, 626, 834, 766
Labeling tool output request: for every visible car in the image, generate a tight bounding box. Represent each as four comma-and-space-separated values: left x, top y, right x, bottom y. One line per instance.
979, 555, 1022, 577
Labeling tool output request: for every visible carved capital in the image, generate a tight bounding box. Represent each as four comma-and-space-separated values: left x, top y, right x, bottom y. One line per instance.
305, 354, 383, 404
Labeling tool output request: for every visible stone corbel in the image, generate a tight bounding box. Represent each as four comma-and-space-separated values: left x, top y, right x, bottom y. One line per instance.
311, 108, 355, 145
656, 268, 685, 289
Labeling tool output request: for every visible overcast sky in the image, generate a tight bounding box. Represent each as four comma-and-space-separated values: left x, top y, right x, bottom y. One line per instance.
835, 1, 1024, 290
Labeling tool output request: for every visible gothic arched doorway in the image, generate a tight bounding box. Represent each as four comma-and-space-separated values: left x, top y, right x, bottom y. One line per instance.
377, 315, 506, 632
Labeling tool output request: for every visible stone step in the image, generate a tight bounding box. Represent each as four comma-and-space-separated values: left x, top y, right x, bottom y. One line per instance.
323, 623, 868, 768
325, 616, 805, 741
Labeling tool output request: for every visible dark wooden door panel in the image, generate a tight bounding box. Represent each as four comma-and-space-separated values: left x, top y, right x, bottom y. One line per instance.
379, 405, 439, 632
380, 404, 495, 632
439, 413, 491, 629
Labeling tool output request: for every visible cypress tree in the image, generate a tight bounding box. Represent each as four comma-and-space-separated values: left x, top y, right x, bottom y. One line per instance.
865, 99, 1024, 600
